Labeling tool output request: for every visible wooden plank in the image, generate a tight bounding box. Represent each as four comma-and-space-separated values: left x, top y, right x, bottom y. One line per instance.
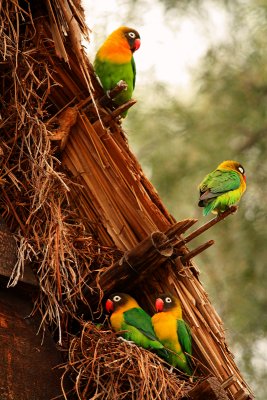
184, 377, 229, 400
99, 231, 173, 294
0, 288, 64, 400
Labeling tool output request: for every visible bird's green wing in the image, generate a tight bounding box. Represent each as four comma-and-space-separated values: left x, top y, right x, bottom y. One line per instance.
199, 170, 241, 200
124, 307, 158, 341
131, 57, 136, 89
177, 319, 192, 356
94, 58, 117, 92
94, 58, 135, 114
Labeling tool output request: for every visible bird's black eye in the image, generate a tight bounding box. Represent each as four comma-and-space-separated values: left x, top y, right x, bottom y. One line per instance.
165, 297, 172, 303
113, 295, 121, 302
128, 32, 136, 39
238, 166, 245, 174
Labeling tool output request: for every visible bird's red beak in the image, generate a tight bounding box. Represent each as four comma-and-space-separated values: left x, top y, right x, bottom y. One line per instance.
105, 299, 114, 313
134, 38, 141, 51
155, 298, 164, 312
243, 174, 246, 182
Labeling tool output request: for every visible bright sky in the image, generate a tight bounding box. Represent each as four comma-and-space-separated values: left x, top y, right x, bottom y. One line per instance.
82, 0, 229, 91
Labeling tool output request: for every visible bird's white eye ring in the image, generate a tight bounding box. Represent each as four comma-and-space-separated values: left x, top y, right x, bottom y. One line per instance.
113, 295, 121, 302
128, 32, 136, 38
238, 166, 244, 174
165, 297, 172, 303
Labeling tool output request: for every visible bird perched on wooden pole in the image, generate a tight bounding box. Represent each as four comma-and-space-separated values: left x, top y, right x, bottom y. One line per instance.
94, 26, 141, 117
198, 160, 246, 216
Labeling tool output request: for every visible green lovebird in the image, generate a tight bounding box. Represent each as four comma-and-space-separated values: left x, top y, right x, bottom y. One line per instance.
198, 160, 247, 216
105, 293, 165, 352
151, 294, 193, 376
94, 26, 141, 117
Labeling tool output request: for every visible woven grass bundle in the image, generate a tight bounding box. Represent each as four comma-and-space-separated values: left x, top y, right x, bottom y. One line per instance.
62, 322, 194, 400
0, 0, 111, 338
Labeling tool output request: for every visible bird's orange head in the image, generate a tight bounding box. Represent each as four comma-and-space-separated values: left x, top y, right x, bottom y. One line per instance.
218, 160, 246, 182
96, 26, 141, 63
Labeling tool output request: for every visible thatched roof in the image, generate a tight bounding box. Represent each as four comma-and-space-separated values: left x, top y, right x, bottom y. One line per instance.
0, 1, 254, 399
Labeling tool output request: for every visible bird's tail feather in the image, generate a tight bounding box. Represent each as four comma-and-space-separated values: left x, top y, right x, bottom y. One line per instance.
203, 202, 215, 216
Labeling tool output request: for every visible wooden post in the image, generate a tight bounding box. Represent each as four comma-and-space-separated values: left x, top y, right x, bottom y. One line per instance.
99, 231, 173, 293
96, 211, 237, 294
97, 219, 198, 294
0, 289, 65, 399
184, 377, 229, 400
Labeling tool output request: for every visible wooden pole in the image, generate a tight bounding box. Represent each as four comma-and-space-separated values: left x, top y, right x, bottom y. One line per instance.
98, 231, 173, 293
184, 377, 229, 400
182, 207, 238, 245
181, 240, 215, 264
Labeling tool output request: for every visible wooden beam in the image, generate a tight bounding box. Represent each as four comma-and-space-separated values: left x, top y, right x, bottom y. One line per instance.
181, 240, 215, 264
96, 211, 238, 294
0, 289, 65, 399
182, 207, 238, 245
98, 219, 199, 293
99, 231, 173, 293
184, 377, 229, 400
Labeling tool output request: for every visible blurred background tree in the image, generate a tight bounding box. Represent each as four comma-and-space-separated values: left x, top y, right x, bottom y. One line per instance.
86, 0, 267, 398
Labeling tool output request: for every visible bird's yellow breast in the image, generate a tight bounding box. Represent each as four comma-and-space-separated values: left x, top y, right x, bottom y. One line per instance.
110, 311, 124, 332
110, 298, 138, 332
152, 312, 181, 353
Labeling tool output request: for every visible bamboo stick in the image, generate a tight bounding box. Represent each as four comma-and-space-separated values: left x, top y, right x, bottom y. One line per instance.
180, 240, 215, 264
183, 207, 238, 244
185, 377, 230, 400
98, 231, 173, 293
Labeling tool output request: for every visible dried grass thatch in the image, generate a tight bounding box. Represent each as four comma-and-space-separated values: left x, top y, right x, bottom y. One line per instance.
0, 0, 114, 338
0, 1, 254, 399
61, 322, 195, 400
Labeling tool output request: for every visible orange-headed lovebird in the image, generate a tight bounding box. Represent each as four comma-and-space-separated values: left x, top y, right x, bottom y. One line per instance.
94, 26, 141, 117
105, 293, 165, 352
198, 160, 246, 216
151, 294, 192, 375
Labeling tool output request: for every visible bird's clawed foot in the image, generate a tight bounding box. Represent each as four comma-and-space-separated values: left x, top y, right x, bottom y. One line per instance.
118, 336, 135, 346
229, 205, 238, 214
217, 205, 239, 221
117, 80, 128, 91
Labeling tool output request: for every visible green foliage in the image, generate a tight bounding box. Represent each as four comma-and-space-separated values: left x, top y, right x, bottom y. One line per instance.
126, 0, 267, 396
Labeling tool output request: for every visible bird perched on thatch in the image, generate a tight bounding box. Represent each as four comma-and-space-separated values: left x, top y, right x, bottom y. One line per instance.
198, 160, 246, 216
151, 293, 192, 376
105, 293, 165, 353
94, 26, 141, 117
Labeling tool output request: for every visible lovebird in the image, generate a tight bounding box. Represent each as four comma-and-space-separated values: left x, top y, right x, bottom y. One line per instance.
198, 160, 246, 216
151, 294, 192, 375
105, 293, 165, 352
94, 26, 141, 117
